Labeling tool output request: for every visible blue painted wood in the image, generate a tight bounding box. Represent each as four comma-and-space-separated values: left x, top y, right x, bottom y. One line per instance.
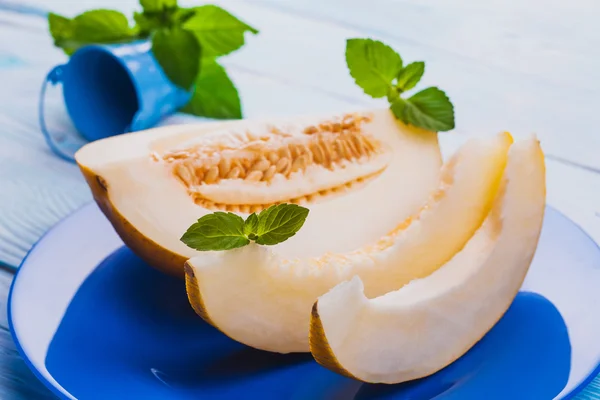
0, 0, 598, 398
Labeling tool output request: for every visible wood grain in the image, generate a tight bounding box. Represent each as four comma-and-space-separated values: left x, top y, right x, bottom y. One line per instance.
0, 0, 598, 398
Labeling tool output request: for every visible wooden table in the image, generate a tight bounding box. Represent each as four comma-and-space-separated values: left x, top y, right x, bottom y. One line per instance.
0, 0, 599, 398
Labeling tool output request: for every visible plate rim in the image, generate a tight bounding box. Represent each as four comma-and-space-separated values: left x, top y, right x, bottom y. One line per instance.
7, 201, 93, 400
7, 201, 600, 400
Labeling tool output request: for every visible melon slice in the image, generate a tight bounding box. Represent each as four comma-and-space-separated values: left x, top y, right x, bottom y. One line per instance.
185, 132, 513, 353
309, 136, 546, 383
75, 109, 443, 278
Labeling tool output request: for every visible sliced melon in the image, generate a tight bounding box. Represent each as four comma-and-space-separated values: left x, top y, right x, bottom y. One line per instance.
185, 132, 513, 353
75, 109, 443, 278
309, 136, 546, 383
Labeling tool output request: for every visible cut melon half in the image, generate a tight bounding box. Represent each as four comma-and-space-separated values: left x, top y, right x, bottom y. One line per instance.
75, 109, 443, 277
185, 131, 513, 353
309, 136, 546, 383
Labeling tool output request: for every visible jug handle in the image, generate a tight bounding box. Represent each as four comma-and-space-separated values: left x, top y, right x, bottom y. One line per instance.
38, 65, 87, 163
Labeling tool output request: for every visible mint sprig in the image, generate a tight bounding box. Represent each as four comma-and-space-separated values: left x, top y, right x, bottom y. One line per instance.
181, 59, 242, 119
182, 5, 259, 59
345, 38, 455, 132
140, 0, 177, 13
151, 27, 201, 89
47, 0, 258, 120
48, 10, 136, 55
345, 38, 402, 98
391, 87, 455, 133
181, 204, 309, 251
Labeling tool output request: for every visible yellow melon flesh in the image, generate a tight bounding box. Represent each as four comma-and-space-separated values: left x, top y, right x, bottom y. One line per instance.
309, 137, 546, 383
74, 109, 443, 278
185, 132, 512, 353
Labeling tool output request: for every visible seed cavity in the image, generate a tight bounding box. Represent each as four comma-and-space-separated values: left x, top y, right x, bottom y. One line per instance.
276, 158, 290, 173
263, 165, 277, 181
226, 166, 241, 179
204, 166, 219, 184
251, 159, 270, 172
246, 170, 264, 182
218, 158, 231, 178
291, 155, 307, 173
192, 170, 383, 213
171, 126, 382, 186
161, 112, 387, 212
267, 152, 279, 164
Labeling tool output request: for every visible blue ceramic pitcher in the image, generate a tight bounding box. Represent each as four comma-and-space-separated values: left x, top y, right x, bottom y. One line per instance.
39, 41, 193, 162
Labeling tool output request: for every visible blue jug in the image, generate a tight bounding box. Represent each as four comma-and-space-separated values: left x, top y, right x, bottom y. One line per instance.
39, 41, 193, 162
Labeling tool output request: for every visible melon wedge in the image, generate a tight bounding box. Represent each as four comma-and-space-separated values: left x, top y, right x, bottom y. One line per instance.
75, 109, 442, 277
185, 132, 512, 353
309, 136, 546, 383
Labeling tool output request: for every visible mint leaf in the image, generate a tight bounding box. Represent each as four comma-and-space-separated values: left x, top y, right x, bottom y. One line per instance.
48, 13, 76, 55
397, 61, 425, 92
346, 38, 455, 132
180, 204, 308, 251
181, 204, 309, 251
345, 38, 403, 98
140, 0, 177, 13
181, 59, 241, 119
173, 8, 196, 24
152, 27, 201, 89
73, 10, 136, 42
49, 10, 135, 55
254, 204, 309, 246
390, 87, 455, 132
243, 213, 259, 236
182, 5, 258, 58
135, 0, 179, 34
181, 212, 249, 251
133, 12, 160, 35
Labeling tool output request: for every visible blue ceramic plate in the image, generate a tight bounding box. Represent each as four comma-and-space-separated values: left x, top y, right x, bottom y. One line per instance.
8, 203, 600, 399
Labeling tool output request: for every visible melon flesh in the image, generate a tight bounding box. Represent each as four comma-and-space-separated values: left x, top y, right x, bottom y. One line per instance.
310, 136, 546, 383
75, 109, 442, 277
185, 132, 512, 353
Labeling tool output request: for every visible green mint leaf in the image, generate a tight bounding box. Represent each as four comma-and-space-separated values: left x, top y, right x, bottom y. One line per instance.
133, 12, 160, 36
243, 212, 259, 236
181, 204, 309, 251
396, 61, 425, 92
345, 38, 403, 98
182, 5, 258, 58
173, 8, 196, 24
48, 12, 76, 55
135, 0, 179, 34
140, 0, 177, 13
73, 10, 136, 42
48, 10, 136, 55
386, 86, 400, 103
254, 204, 309, 246
181, 212, 249, 251
152, 27, 201, 89
181, 59, 241, 119
390, 87, 455, 132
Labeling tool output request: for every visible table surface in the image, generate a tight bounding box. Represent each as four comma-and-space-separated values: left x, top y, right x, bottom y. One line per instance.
0, 0, 599, 398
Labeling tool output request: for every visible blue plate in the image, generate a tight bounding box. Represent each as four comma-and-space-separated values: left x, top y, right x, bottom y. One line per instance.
8, 203, 600, 399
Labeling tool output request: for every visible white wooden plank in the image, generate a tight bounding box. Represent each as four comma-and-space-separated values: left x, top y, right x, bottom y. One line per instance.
0, 269, 55, 399
8, 0, 600, 169
546, 159, 600, 246
0, 2, 599, 397
0, 11, 365, 267
237, 0, 600, 170
253, 0, 600, 92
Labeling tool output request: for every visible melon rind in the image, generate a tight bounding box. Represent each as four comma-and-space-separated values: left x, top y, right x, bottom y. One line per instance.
310, 137, 546, 383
